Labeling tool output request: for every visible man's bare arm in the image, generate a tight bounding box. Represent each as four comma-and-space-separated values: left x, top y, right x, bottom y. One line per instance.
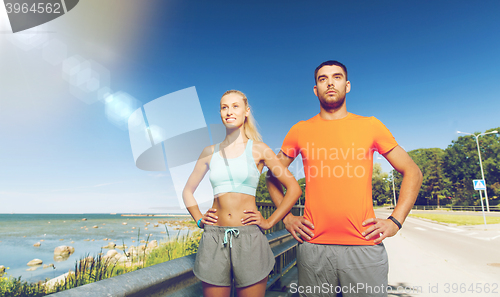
266, 150, 314, 242
384, 146, 423, 225
363, 145, 422, 243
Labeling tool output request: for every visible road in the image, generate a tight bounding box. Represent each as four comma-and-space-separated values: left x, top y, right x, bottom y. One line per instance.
378, 209, 500, 297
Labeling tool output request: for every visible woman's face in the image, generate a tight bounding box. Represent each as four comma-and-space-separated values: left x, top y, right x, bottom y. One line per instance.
220, 93, 249, 128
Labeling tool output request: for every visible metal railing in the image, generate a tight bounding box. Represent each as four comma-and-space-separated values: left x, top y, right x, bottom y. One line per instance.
257, 202, 304, 234
49, 204, 301, 297
267, 229, 297, 291
412, 205, 500, 212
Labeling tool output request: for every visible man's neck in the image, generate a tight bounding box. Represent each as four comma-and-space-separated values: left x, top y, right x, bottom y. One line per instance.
319, 105, 348, 120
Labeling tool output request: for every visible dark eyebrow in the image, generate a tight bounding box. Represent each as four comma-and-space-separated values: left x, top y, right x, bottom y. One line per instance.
318, 73, 344, 80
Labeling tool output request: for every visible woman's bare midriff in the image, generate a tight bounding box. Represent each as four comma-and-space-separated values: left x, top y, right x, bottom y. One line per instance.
211, 192, 258, 226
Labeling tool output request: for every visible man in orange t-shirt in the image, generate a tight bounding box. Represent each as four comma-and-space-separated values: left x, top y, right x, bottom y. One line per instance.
267, 61, 422, 296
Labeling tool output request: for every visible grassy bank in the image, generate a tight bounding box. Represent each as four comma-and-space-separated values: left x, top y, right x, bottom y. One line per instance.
409, 213, 500, 225
0, 228, 201, 297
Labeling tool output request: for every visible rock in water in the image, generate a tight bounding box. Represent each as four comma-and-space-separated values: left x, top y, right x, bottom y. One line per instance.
149, 240, 158, 248
102, 242, 116, 249
54, 246, 75, 256
27, 259, 43, 266
106, 250, 118, 258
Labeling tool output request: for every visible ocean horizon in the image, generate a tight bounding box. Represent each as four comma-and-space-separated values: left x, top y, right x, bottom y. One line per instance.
0, 213, 195, 283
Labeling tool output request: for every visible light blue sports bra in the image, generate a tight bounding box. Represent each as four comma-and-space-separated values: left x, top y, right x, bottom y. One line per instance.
209, 139, 260, 196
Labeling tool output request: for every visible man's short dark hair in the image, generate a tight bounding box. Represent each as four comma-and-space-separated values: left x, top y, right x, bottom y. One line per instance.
314, 60, 348, 84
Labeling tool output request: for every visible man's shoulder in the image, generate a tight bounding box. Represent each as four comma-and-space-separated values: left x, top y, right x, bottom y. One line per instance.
288, 117, 310, 131
347, 113, 375, 121
346, 113, 387, 125
290, 114, 319, 128
346, 114, 394, 140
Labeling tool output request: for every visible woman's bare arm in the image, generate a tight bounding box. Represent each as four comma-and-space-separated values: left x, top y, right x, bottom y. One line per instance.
182, 145, 218, 227
242, 142, 302, 229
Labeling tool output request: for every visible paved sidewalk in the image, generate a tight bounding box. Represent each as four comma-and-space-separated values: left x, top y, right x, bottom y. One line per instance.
383, 219, 500, 296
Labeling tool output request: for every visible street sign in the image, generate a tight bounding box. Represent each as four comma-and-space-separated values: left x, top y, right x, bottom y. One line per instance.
472, 180, 488, 228
473, 179, 486, 191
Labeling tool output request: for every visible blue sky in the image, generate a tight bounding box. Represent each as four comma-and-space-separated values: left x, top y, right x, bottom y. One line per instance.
1, 0, 499, 213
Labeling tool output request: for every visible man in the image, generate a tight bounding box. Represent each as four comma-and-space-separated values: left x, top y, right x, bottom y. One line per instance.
266, 60, 422, 297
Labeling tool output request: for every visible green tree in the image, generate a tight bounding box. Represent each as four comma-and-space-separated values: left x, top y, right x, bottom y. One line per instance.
297, 177, 306, 205
479, 128, 500, 202
372, 163, 390, 206
426, 151, 450, 206
443, 128, 500, 206
257, 171, 305, 205
407, 148, 450, 206
255, 171, 271, 202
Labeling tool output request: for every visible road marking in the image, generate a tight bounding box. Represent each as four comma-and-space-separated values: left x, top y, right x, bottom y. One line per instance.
474, 237, 493, 241
445, 227, 464, 232
473, 234, 500, 241
400, 214, 500, 241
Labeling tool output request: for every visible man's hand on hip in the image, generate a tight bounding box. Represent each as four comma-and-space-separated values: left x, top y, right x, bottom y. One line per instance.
361, 217, 399, 244
283, 214, 314, 243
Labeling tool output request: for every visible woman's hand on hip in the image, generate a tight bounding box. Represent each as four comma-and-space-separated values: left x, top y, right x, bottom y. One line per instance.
200, 208, 218, 227
241, 210, 271, 230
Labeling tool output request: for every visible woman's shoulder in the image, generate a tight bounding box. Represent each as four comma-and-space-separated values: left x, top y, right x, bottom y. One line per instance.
251, 140, 273, 154
199, 144, 216, 159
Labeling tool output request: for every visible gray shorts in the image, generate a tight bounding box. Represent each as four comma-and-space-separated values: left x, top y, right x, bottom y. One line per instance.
296, 241, 388, 297
193, 225, 275, 288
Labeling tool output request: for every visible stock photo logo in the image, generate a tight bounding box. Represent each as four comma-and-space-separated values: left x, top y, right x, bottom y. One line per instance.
4, 0, 79, 33
128, 87, 227, 209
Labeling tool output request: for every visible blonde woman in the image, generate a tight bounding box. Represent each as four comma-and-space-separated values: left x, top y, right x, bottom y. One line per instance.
183, 90, 301, 297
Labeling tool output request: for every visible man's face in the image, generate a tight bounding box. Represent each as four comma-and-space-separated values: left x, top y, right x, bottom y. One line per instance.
314, 65, 351, 110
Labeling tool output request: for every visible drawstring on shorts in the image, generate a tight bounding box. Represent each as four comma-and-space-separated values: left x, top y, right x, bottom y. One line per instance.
223, 228, 240, 248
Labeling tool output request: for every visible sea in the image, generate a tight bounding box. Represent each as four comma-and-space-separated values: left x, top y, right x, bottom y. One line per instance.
0, 213, 194, 283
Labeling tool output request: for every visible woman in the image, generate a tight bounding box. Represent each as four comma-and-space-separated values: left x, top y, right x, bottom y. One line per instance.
182, 90, 301, 297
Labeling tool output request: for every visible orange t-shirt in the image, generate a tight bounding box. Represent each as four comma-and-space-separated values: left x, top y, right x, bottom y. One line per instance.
281, 113, 398, 245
